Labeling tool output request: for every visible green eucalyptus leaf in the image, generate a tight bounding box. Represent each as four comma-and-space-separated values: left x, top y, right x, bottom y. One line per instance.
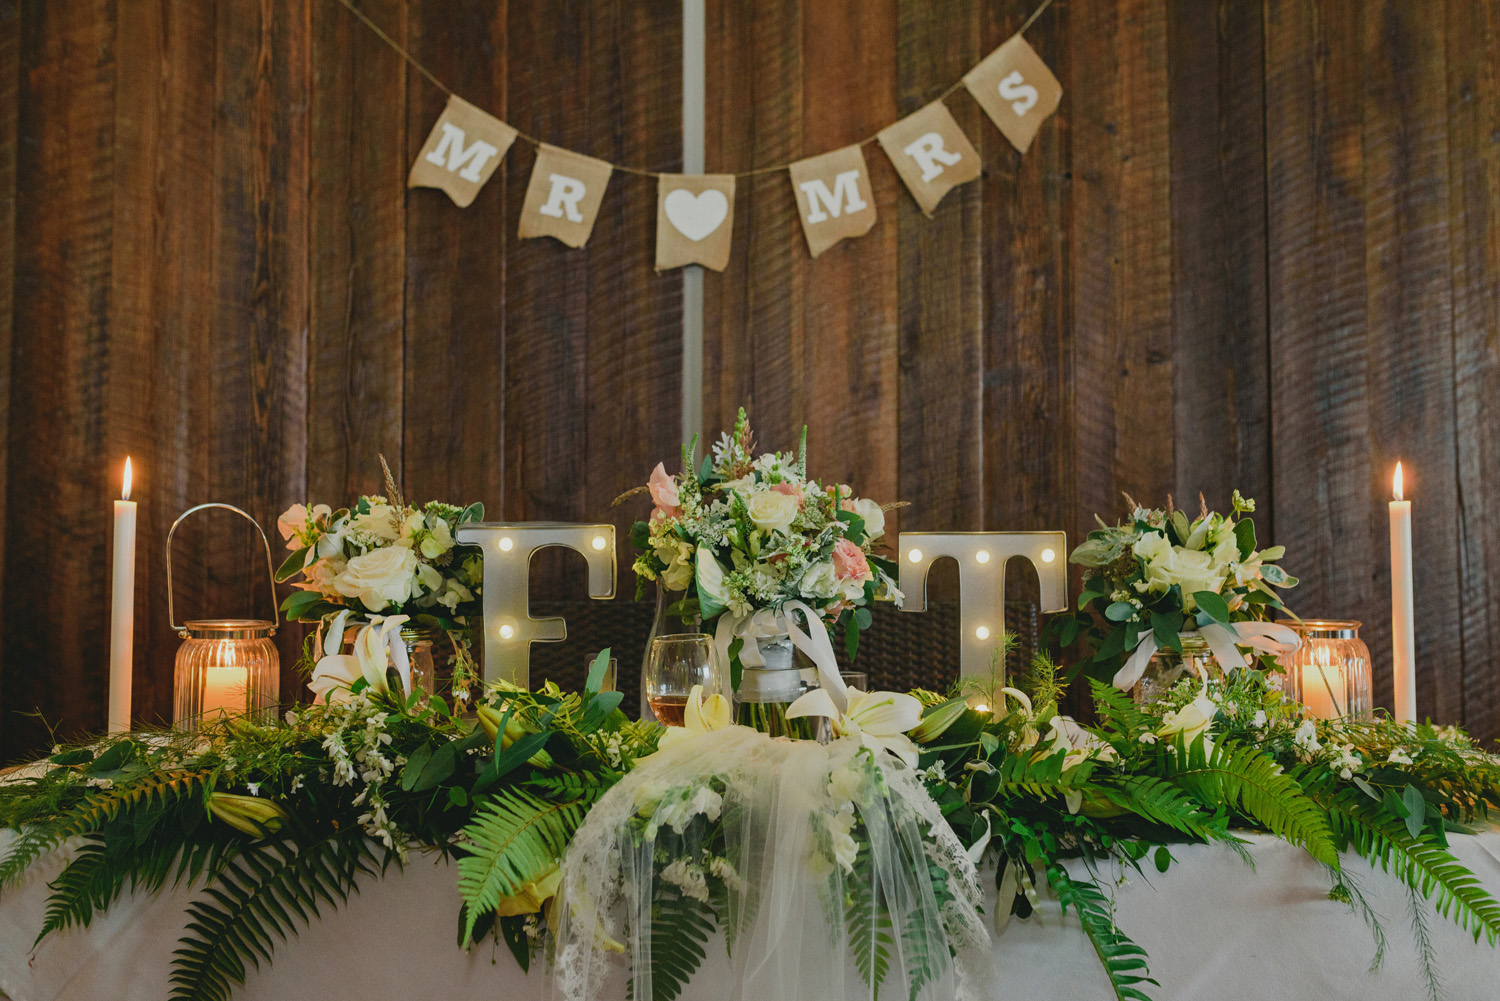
401, 743, 435, 791
49, 748, 95, 767
1402, 784, 1427, 840
413, 743, 458, 792
1151, 613, 1182, 653
1192, 591, 1231, 624
275, 546, 311, 582
86, 740, 135, 774
1105, 601, 1137, 622
1234, 518, 1257, 560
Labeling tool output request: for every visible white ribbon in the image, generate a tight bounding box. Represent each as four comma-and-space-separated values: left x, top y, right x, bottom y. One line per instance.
713, 600, 849, 711
1112, 620, 1301, 692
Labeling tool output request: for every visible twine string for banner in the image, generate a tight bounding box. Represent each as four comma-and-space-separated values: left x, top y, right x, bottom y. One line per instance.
334, 0, 1057, 180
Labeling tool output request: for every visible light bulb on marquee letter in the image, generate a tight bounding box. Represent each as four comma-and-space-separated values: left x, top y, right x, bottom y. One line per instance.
898, 531, 1068, 688
455, 522, 617, 686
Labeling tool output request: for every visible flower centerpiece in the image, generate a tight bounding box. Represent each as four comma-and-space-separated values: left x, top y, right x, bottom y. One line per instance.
273, 465, 485, 701
625, 408, 901, 732
1052, 491, 1301, 700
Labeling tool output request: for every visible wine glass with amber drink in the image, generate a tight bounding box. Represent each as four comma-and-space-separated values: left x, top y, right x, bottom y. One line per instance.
644, 634, 718, 726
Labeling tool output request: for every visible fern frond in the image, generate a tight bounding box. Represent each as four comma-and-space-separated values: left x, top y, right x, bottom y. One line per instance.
1098, 773, 1232, 845
1166, 742, 1338, 867
1, 772, 205, 893
169, 829, 370, 1001
456, 789, 589, 944
1325, 792, 1500, 947
846, 845, 892, 994
644, 882, 716, 1001
1047, 864, 1157, 1001
37, 831, 179, 943
994, 748, 1088, 801
1089, 680, 1157, 738
899, 871, 949, 1001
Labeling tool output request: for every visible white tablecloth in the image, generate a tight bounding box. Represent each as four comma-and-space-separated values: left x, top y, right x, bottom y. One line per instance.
2, 828, 1498, 1001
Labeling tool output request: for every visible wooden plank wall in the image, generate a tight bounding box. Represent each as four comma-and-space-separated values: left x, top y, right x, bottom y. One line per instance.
0, 0, 683, 759
2, 0, 1497, 758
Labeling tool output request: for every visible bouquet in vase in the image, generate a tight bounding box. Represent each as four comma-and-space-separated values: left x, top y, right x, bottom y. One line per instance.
627, 409, 901, 730
274, 477, 485, 702
1053, 491, 1301, 699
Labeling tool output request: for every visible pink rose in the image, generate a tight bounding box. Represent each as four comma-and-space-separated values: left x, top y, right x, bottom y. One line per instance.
770, 482, 804, 506
832, 538, 872, 582
648, 462, 681, 519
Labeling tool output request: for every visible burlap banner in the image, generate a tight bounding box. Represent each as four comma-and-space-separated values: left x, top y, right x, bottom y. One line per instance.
656, 174, 736, 271
397, 13, 1063, 262
963, 35, 1063, 155
877, 101, 981, 217
788, 145, 877, 258
407, 96, 518, 207
518, 145, 613, 248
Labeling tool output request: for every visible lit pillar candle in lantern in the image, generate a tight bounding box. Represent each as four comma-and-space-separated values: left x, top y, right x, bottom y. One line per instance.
108, 458, 137, 733
898, 531, 1069, 691
1300, 644, 1345, 720
1389, 462, 1416, 724
201, 660, 250, 719
454, 522, 617, 686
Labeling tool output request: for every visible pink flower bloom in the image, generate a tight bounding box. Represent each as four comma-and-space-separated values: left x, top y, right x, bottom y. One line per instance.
770, 482, 804, 506
648, 462, 682, 520
832, 538, 873, 582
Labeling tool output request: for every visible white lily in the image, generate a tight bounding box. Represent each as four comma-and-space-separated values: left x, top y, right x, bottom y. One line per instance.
308, 614, 411, 703
994, 687, 1042, 749
658, 684, 734, 748
1157, 682, 1220, 751
788, 687, 923, 767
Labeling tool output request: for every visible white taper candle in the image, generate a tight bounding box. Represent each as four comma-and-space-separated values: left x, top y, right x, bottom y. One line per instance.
1389, 462, 1416, 724
108, 458, 137, 733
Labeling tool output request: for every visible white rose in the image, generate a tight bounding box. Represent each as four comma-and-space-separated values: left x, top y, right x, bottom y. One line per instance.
799, 560, 840, 600
333, 546, 419, 611
851, 497, 886, 540
745, 488, 799, 533
1134, 532, 1225, 607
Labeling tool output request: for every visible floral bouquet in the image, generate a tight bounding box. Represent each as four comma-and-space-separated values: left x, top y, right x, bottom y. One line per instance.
627, 409, 900, 723
274, 476, 485, 697
1052, 491, 1301, 694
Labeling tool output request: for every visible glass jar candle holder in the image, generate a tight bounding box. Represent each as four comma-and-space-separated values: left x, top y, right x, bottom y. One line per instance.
1277, 620, 1372, 720
166, 503, 282, 732
173, 620, 280, 728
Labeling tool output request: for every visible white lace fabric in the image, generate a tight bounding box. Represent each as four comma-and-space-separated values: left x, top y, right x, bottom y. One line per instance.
551, 726, 992, 1001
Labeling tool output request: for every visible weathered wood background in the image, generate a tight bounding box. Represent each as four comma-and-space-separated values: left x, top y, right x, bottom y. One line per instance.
1, 0, 1496, 759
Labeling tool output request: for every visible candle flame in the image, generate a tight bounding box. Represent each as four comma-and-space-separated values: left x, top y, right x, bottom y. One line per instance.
122, 457, 133, 501
1392, 461, 1404, 502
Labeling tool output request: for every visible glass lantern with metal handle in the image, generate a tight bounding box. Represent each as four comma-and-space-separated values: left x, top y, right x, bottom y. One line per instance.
167, 504, 281, 731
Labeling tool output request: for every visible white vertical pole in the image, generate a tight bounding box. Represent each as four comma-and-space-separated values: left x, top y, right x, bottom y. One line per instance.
681, 0, 706, 458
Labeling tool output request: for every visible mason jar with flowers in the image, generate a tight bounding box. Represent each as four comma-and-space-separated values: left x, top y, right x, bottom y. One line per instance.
624, 408, 901, 735
275, 490, 485, 705
1049, 491, 1302, 703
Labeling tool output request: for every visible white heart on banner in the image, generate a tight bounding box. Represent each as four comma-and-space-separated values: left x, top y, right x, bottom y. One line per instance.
664, 189, 729, 241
